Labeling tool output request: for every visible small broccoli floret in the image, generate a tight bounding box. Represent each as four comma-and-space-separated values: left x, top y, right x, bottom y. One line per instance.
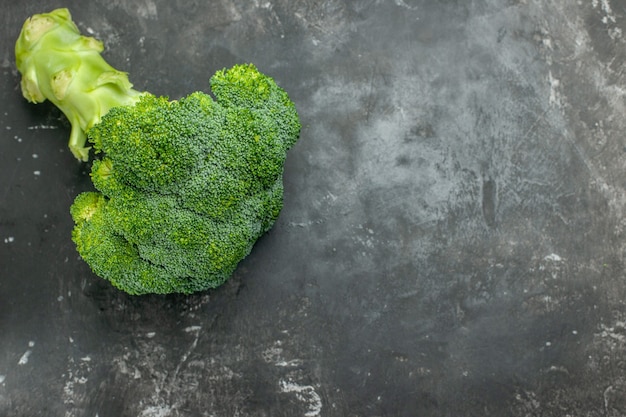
89, 94, 211, 192
211, 64, 301, 149
18, 9, 301, 295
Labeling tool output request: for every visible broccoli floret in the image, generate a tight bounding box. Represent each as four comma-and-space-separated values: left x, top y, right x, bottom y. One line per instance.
16, 9, 301, 295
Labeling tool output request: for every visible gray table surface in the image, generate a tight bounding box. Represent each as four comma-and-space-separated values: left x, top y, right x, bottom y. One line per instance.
3, 1, 626, 416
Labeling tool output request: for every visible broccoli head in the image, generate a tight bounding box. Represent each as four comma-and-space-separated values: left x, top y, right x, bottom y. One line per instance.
16, 9, 301, 294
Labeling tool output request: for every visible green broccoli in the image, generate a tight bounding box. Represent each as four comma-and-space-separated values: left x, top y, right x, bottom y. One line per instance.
16, 8, 301, 295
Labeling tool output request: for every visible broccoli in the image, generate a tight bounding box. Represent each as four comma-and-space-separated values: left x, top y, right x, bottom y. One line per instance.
15, 8, 301, 295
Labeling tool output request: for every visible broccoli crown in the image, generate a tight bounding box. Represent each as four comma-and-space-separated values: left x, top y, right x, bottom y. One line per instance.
71, 64, 300, 295
17, 9, 301, 295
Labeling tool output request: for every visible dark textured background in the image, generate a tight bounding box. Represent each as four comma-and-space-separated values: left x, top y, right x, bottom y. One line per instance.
3, 0, 626, 416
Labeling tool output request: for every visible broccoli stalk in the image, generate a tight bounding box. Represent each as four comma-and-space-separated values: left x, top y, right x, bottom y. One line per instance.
16, 9, 301, 295
15, 8, 143, 161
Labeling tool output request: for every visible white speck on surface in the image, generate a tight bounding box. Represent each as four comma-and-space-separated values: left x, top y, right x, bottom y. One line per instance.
599, 0, 616, 22
33, 171, 41, 176
279, 379, 323, 417
184, 325, 201, 333
544, 253, 563, 262
548, 71, 561, 107
32, 154, 38, 159
18, 350, 32, 365
4, 237, 14, 244
138, 405, 173, 417
0, 375, 5, 384
592, 0, 621, 39
18, 341, 35, 365
546, 341, 552, 347
608, 27, 622, 40
262, 341, 284, 363
394, 0, 417, 9
288, 220, 319, 228
27, 125, 58, 130
146, 332, 156, 338
62, 353, 94, 412
276, 359, 304, 367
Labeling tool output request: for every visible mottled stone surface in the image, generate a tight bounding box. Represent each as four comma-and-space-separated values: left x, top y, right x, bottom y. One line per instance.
2, 0, 626, 416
